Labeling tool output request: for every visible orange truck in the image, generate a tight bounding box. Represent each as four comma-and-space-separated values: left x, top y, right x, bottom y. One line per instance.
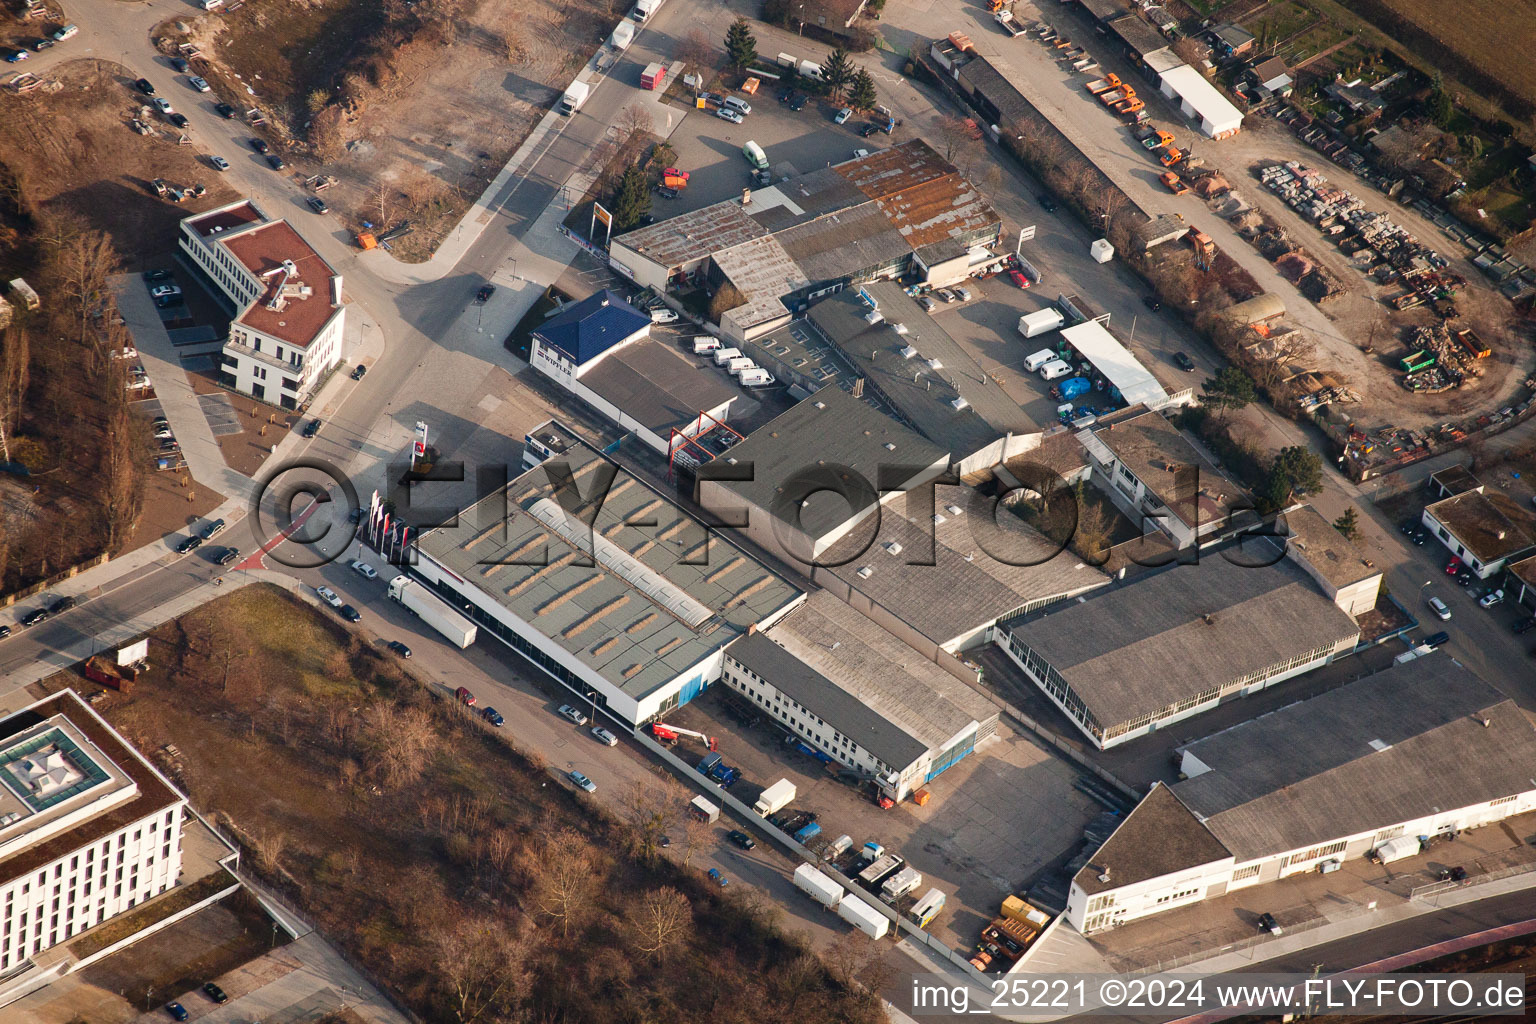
1160, 146, 1185, 167
1160, 171, 1189, 195
1083, 74, 1122, 96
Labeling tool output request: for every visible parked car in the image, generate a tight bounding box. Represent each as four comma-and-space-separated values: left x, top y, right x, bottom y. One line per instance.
350, 560, 378, 580
1479, 589, 1505, 609
0, 624, 11, 639
953, 285, 973, 302
1515, 618, 1536, 635
144, 269, 173, 282
1445, 558, 1464, 575
32, 39, 53, 51
1455, 569, 1475, 586
1257, 912, 1281, 935
387, 640, 413, 658
266, 153, 286, 170
150, 283, 181, 299
350, 363, 366, 380
21, 608, 47, 627
136, 78, 156, 95
481, 707, 504, 727
716, 108, 744, 124
591, 726, 618, 746
339, 604, 361, 622
166, 1004, 189, 1022
209, 155, 229, 171
456, 686, 477, 706
49, 596, 77, 614
302, 418, 321, 438
1173, 351, 1196, 371
707, 867, 728, 887
557, 704, 588, 725
215, 102, 236, 119
168, 113, 189, 129
1427, 596, 1451, 621
250, 137, 269, 154
918, 296, 937, 312
568, 770, 597, 793
170, 57, 189, 72
476, 284, 494, 302
859, 123, 878, 137
1421, 631, 1450, 649
1142, 295, 1162, 312
306, 195, 329, 214
4, 50, 29, 63
834, 107, 852, 124
1009, 269, 1030, 289
315, 585, 343, 608
202, 983, 228, 1004
216, 547, 239, 566
152, 97, 173, 114
188, 75, 210, 92
936, 288, 957, 303
787, 91, 808, 111
727, 830, 756, 850
176, 536, 203, 555
1036, 193, 1059, 212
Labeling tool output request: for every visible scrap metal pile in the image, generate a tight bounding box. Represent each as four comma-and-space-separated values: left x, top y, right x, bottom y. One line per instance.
1260, 161, 1462, 313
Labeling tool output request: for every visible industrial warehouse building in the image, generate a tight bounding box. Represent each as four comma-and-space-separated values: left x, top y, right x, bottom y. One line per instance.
0, 691, 192, 995
813, 483, 1109, 660
1077, 406, 1252, 552
997, 536, 1364, 748
799, 282, 1038, 467
178, 200, 346, 409
608, 141, 1002, 342
1420, 490, 1535, 580
1065, 655, 1536, 933
528, 290, 737, 457
412, 432, 803, 726
723, 592, 1000, 802
696, 387, 951, 567
1157, 65, 1244, 139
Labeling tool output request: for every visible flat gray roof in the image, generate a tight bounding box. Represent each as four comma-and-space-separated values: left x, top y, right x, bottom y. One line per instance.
808, 282, 1036, 458
1176, 654, 1536, 861
1008, 540, 1362, 727
1073, 783, 1230, 896
820, 485, 1109, 647
715, 386, 949, 541
730, 591, 997, 767
1083, 407, 1249, 533
578, 337, 738, 435
418, 441, 802, 700
1280, 504, 1379, 591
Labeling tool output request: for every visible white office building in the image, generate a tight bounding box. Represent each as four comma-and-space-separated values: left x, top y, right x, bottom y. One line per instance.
178, 200, 346, 410
0, 691, 188, 978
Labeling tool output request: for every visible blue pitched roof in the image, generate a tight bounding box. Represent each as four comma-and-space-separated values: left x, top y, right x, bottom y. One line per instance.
533, 290, 651, 367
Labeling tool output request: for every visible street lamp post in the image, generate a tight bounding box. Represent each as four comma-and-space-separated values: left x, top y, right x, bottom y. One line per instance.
797, 4, 804, 34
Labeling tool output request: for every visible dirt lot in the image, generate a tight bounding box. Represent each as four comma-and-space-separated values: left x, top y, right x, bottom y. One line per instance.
166, 0, 619, 261
0, 60, 239, 271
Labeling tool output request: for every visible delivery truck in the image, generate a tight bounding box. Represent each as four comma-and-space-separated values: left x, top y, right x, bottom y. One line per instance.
632, 0, 660, 20
738, 368, 775, 387
387, 575, 478, 648
837, 894, 890, 939
1019, 308, 1065, 338
610, 21, 634, 49
754, 779, 796, 816
560, 81, 590, 115
712, 347, 743, 366
689, 795, 720, 823
794, 863, 844, 907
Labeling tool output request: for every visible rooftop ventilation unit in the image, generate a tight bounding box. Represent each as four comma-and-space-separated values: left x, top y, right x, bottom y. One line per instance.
890, 322, 908, 335
856, 566, 873, 579
884, 542, 903, 556
949, 396, 970, 411
864, 310, 884, 325
900, 345, 919, 359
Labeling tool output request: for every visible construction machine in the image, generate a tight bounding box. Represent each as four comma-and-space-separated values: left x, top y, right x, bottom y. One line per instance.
650, 722, 719, 750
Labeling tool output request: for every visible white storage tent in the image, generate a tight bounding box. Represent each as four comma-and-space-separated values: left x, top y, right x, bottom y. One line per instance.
1059, 320, 1170, 410
1158, 65, 1244, 139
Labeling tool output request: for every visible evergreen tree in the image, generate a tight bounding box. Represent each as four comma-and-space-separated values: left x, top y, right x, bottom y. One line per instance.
846, 68, 877, 113
822, 48, 854, 99
1332, 506, 1360, 541
1200, 367, 1256, 418
1263, 446, 1323, 511
610, 164, 651, 231
725, 18, 757, 71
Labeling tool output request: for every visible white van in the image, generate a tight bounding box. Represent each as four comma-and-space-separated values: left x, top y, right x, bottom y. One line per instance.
1038, 359, 1071, 381
724, 96, 752, 116
51, 24, 79, 41
1024, 348, 1057, 373
712, 347, 742, 366
692, 337, 721, 354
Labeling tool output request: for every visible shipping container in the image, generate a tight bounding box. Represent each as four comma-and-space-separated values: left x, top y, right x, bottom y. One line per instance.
640, 62, 667, 90
794, 863, 843, 907
1374, 835, 1421, 864
1000, 896, 1051, 932
837, 894, 890, 939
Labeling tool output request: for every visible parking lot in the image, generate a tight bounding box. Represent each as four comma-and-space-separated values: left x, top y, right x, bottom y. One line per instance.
654, 90, 897, 217
663, 684, 1100, 953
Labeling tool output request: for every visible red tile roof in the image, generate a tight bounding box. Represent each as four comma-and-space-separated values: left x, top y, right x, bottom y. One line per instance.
222, 221, 341, 350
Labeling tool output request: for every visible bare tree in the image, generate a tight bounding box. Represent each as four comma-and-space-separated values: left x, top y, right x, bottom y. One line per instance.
360, 703, 437, 789
100, 391, 143, 551
677, 812, 713, 869
614, 103, 656, 142
524, 829, 597, 939
0, 324, 28, 463
430, 916, 528, 1024
619, 778, 681, 859
630, 886, 691, 963
674, 28, 716, 71
370, 180, 397, 227
931, 114, 979, 163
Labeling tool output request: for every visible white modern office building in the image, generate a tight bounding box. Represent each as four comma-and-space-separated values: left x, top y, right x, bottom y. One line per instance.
178, 200, 346, 409
0, 691, 188, 978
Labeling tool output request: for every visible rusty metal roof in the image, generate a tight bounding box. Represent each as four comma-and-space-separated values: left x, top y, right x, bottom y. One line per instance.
833, 141, 1000, 250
